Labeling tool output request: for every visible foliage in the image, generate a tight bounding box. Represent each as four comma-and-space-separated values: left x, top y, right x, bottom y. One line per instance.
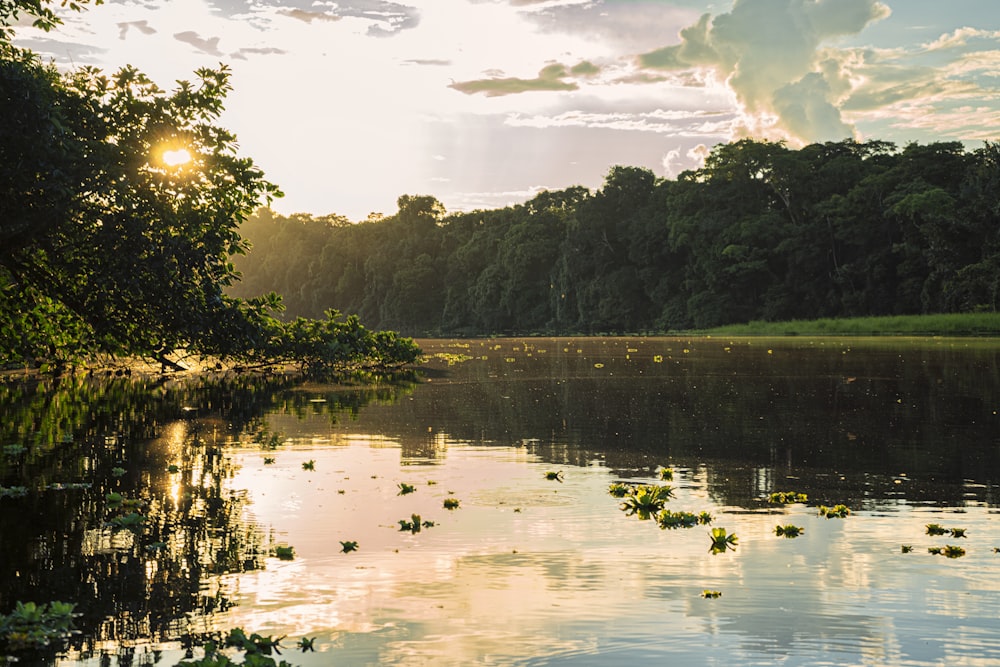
230, 140, 1000, 337
774, 524, 803, 538
608, 482, 631, 498
818, 504, 851, 518
619, 484, 674, 517
443, 498, 461, 510
340, 541, 358, 553
657, 510, 712, 530
545, 471, 564, 481
397, 482, 416, 495
709, 527, 738, 554
0, 7, 419, 372
398, 514, 434, 533
176, 628, 297, 667
0, 601, 77, 652
768, 491, 807, 504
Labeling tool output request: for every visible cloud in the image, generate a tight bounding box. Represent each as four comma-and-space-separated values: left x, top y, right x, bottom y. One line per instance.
450, 62, 580, 96
117, 20, 156, 40
505, 108, 734, 136
515, 0, 701, 54
332, 0, 420, 37
637, 0, 892, 144
173, 31, 223, 56
277, 8, 342, 24
230, 46, 287, 60
924, 27, 1000, 52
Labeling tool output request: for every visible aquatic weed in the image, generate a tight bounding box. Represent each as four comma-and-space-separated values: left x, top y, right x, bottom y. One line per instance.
709, 527, 738, 554
775, 525, 804, 538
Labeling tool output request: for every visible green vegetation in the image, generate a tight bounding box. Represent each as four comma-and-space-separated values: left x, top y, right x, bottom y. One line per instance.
340, 541, 359, 553
443, 498, 461, 510
619, 484, 675, 517
819, 504, 851, 518
702, 590, 722, 599
272, 546, 295, 560
658, 467, 674, 481
177, 628, 297, 667
703, 313, 1000, 336
658, 510, 712, 530
0, 0, 418, 373
0, 601, 78, 652
775, 525, 804, 538
709, 528, 739, 554
230, 140, 1000, 337
301, 460, 315, 471
398, 514, 434, 533
397, 482, 416, 495
545, 471, 564, 481
926, 523, 948, 536
768, 491, 808, 504
608, 482, 632, 498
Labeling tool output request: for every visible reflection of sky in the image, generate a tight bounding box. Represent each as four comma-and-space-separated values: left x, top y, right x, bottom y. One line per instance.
187, 433, 1000, 667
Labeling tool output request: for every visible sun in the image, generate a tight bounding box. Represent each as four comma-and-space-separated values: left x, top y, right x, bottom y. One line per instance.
162, 148, 193, 167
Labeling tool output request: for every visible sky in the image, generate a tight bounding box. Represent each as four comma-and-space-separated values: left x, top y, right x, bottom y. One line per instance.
14, 0, 1000, 221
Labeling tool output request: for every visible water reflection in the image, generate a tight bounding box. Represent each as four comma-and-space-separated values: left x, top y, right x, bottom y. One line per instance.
1, 337, 999, 665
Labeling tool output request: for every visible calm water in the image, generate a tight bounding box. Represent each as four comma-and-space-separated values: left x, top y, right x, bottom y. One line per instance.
1, 337, 999, 666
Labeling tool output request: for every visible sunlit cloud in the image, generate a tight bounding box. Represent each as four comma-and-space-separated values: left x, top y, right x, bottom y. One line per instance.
450, 62, 580, 96
505, 108, 734, 136
637, 0, 892, 144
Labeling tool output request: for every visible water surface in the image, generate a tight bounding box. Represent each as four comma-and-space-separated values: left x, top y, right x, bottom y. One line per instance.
1, 336, 998, 665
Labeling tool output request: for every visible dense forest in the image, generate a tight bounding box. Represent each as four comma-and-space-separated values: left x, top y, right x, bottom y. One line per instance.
230, 139, 1000, 335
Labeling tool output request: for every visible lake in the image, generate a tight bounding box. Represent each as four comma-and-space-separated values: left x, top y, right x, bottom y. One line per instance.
1, 336, 999, 666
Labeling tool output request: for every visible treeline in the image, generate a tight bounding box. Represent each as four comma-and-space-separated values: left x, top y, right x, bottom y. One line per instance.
230, 139, 1000, 335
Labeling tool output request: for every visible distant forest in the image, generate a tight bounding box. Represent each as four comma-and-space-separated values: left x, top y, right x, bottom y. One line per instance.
229, 139, 1000, 336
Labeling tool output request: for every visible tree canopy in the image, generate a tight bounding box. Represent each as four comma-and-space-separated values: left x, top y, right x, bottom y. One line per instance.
0, 0, 419, 372
231, 138, 1000, 335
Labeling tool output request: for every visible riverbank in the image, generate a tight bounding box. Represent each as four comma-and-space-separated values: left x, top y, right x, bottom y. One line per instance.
694, 312, 1000, 337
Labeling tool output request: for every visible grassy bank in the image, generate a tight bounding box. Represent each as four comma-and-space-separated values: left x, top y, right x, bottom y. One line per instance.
697, 313, 1000, 337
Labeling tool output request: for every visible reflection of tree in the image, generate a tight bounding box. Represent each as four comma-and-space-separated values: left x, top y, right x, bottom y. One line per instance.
344, 340, 1000, 508
0, 370, 416, 660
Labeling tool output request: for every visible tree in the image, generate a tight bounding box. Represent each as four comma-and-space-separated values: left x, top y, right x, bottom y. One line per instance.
1, 3, 419, 371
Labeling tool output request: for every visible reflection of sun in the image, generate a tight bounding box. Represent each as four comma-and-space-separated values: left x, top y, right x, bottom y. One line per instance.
162, 148, 192, 167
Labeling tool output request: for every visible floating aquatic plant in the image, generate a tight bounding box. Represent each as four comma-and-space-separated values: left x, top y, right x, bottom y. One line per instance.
768, 491, 808, 504
545, 471, 564, 482
658, 467, 674, 481
949, 528, 967, 538
398, 514, 435, 533
272, 545, 295, 560
818, 504, 850, 518
302, 460, 315, 471
263, 457, 276, 465
398, 482, 416, 495
297, 637, 316, 652
608, 482, 631, 498
443, 498, 461, 510
0, 486, 28, 499
775, 524, 804, 538
702, 590, 722, 599
167, 464, 180, 473
111, 467, 126, 477
709, 527, 738, 554
340, 541, 358, 553
658, 510, 711, 530
929, 545, 965, 558
926, 523, 948, 536
901, 545, 913, 553
620, 485, 675, 519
